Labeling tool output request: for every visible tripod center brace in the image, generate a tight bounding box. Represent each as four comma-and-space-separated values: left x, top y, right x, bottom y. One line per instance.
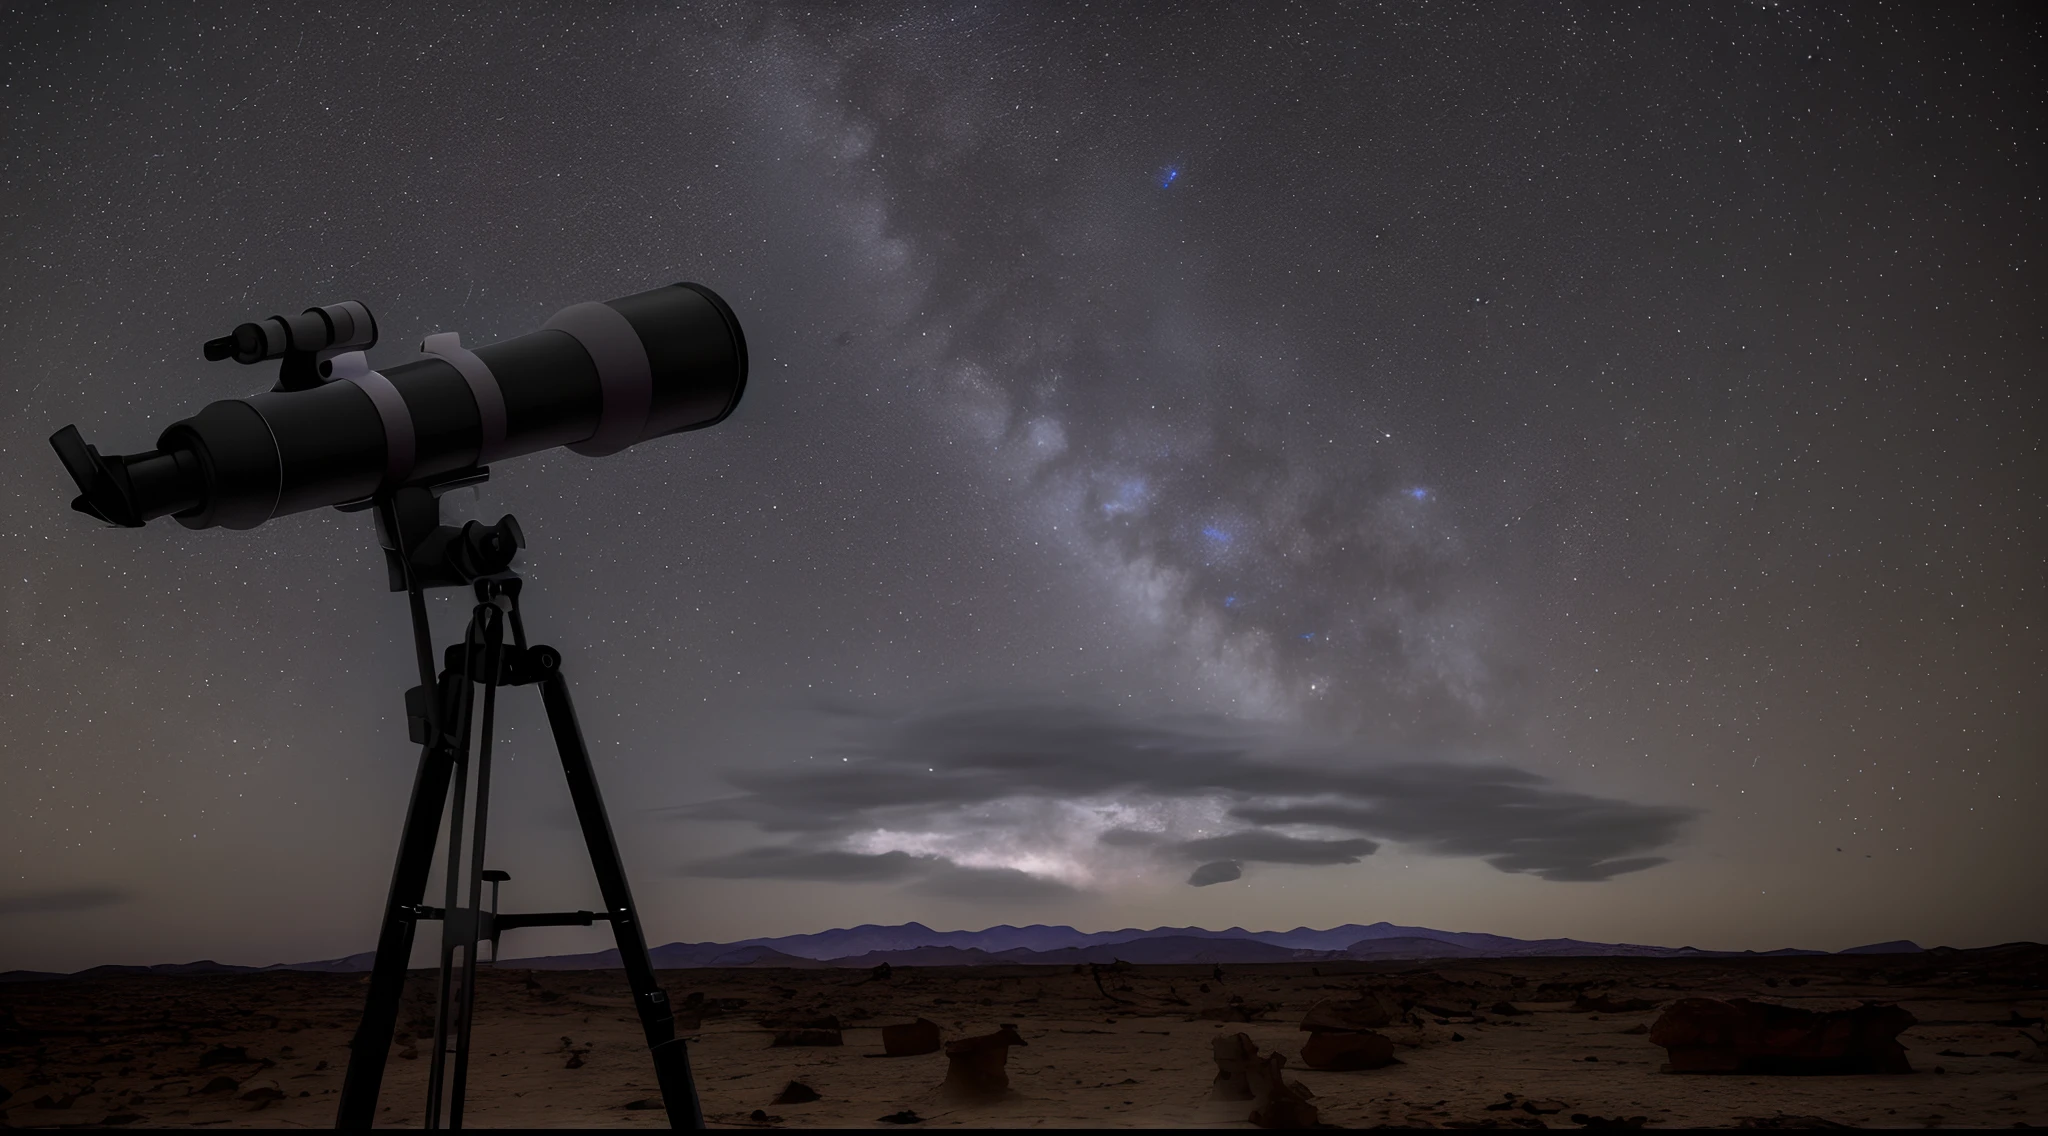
334, 477, 704, 1130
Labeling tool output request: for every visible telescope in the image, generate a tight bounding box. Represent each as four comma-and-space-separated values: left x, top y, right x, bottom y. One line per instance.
47, 283, 748, 1131
51, 281, 745, 530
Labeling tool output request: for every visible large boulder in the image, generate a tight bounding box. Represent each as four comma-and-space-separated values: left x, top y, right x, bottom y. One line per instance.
1297, 992, 1400, 1071
1210, 1032, 1259, 1100
939, 1026, 1028, 1101
1244, 1047, 1320, 1129
1648, 998, 1916, 1074
1212, 1032, 1320, 1128
1300, 994, 1397, 1032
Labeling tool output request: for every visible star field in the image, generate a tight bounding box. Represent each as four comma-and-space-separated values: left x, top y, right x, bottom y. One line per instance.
0, 1, 2040, 971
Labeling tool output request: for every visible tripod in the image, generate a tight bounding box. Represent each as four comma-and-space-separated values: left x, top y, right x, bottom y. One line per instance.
334, 481, 703, 1130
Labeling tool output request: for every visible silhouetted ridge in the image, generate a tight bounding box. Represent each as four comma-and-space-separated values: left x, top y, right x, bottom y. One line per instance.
4, 925, 1983, 980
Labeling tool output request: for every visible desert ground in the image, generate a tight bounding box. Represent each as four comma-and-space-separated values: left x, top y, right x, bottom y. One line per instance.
2, 946, 2043, 1129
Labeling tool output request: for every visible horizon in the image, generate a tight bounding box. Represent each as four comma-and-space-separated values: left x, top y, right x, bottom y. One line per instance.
4, 916, 1990, 978
4, 4, 2043, 974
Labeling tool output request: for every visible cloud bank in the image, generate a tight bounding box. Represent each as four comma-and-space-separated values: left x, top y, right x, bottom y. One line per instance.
674, 696, 1695, 893
0, 887, 129, 917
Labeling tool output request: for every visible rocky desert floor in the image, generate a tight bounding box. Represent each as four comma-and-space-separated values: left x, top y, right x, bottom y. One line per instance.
2, 946, 2044, 1129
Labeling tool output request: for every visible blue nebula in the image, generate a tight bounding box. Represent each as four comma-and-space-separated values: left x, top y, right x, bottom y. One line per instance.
1409, 487, 1429, 500
1161, 166, 1179, 188
1300, 632, 1316, 641
1102, 478, 1149, 516
1224, 595, 1238, 608
1202, 525, 1231, 544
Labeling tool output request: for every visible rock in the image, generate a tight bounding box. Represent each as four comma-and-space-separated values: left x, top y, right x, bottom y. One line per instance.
1301, 994, 1397, 1031
881, 1018, 942, 1057
772, 1080, 820, 1104
1620, 1024, 1649, 1035
939, 1026, 1027, 1101
1299, 1030, 1397, 1071
877, 1110, 924, 1124
240, 1086, 286, 1109
196, 1045, 249, 1068
1490, 1001, 1530, 1016
621, 1099, 660, 1110
1575, 994, 1659, 1014
1648, 997, 1916, 1074
768, 1015, 844, 1047
871, 962, 893, 981
1211, 1032, 1259, 1099
1570, 1114, 1649, 1129
564, 1050, 587, 1068
1199, 1000, 1277, 1022
197, 1076, 239, 1094
1244, 1047, 1320, 1129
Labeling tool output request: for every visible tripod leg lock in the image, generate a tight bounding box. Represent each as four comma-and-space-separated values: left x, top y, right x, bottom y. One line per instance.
404, 684, 435, 745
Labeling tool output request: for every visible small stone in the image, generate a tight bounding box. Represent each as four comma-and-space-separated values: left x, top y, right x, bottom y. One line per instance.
241, 1086, 286, 1110
772, 1080, 820, 1105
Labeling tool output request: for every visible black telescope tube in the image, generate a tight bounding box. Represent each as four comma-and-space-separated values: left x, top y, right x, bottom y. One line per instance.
53, 282, 746, 531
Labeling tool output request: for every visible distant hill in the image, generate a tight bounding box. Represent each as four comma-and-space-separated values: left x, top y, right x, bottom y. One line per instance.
0, 924, 1932, 982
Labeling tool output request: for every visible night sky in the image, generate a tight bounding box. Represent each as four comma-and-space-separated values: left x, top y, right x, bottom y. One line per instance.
2, 2, 2041, 974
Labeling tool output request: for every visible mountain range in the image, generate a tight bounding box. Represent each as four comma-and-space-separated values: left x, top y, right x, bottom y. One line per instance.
0, 921, 1936, 982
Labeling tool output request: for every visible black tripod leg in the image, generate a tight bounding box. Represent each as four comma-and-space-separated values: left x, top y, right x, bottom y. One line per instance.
336, 721, 460, 1129
538, 661, 705, 1130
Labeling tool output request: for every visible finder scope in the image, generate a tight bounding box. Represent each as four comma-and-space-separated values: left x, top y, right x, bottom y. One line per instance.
50, 282, 747, 530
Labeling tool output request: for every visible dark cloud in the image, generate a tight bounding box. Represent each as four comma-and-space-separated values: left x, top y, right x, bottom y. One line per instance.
1173, 831, 1380, 865
1188, 860, 1243, 887
670, 695, 1697, 888
0, 887, 129, 917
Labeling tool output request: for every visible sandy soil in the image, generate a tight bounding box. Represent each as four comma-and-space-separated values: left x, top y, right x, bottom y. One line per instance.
2, 948, 2043, 1128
